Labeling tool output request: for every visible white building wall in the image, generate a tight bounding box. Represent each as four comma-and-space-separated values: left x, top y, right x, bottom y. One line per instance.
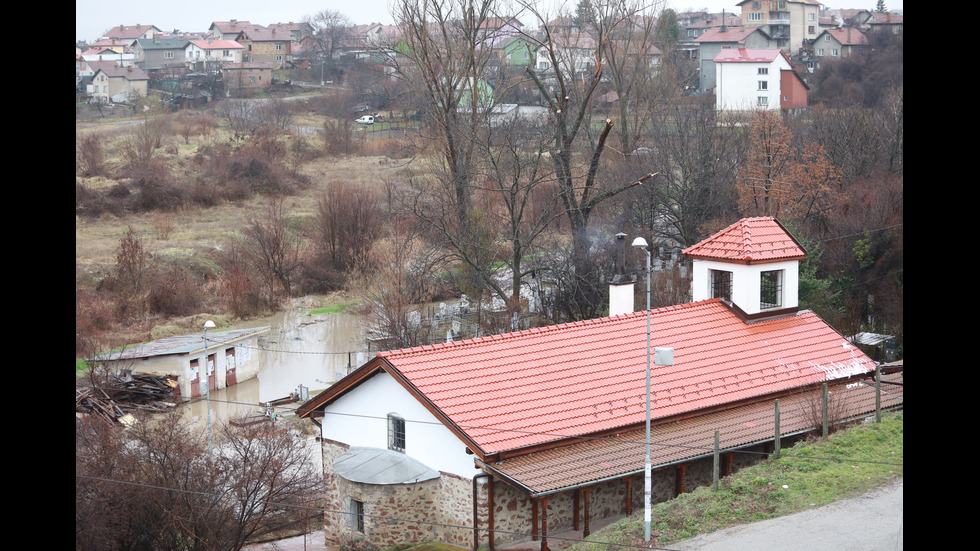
692, 258, 799, 316
716, 61, 779, 111
321, 371, 477, 478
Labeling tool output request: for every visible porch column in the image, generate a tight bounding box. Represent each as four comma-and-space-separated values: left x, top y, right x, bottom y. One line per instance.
540, 497, 549, 551
531, 498, 538, 541
674, 464, 688, 496
625, 477, 634, 516
573, 490, 580, 531
583, 487, 591, 538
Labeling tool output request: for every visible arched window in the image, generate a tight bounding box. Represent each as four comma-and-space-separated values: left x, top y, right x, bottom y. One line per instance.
387, 413, 405, 452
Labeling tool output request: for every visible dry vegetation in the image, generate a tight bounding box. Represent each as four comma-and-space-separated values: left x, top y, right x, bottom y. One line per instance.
76, 95, 426, 357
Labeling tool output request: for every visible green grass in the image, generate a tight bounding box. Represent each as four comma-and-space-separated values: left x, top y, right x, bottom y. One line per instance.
572, 411, 903, 549
306, 302, 359, 315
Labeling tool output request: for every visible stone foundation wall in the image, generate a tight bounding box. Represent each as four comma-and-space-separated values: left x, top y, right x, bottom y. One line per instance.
319, 437, 789, 550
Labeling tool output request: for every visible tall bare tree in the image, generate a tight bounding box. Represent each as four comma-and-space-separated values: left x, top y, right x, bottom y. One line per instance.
518, 0, 656, 318
393, 0, 499, 230
302, 9, 354, 79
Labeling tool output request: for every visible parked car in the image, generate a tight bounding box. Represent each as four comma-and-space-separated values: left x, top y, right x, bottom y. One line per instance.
355, 115, 375, 125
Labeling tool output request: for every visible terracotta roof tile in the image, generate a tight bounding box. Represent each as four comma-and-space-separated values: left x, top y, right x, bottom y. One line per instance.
481, 373, 903, 495
378, 300, 873, 455
682, 216, 806, 263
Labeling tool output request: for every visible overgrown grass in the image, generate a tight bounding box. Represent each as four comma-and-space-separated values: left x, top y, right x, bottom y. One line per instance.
572, 411, 904, 549
307, 302, 359, 315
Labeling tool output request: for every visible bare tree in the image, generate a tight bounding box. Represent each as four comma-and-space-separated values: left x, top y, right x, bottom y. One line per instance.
76, 408, 320, 551
241, 199, 304, 300
518, 0, 657, 318
393, 0, 500, 230
302, 9, 354, 81
597, 0, 665, 154
106, 227, 154, 321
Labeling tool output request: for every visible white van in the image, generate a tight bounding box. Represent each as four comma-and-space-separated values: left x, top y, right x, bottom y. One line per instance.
355, 115, 374, 125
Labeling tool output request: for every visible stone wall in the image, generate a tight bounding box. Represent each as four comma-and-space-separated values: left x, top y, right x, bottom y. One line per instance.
319, 437, 790, 550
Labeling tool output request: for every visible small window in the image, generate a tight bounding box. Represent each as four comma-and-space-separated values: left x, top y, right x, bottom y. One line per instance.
710, 270, 732, 301
758, 67, 768, 75
347, 498, 365, 532
388, 413, 405, 452
758, 80, 768, 90
276, 43, 283, 50
757, 96, 769, 106
760, 270, 783, 309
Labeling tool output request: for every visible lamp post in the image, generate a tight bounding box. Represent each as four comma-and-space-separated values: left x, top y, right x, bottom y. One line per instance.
631, 236, 653, 542
203, 319, 216, 455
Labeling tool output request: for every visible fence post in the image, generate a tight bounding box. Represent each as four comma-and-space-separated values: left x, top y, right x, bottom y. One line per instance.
712, 430, 720, 491
822, 383, 829, 437
875, 364, 882, 423
774, 399, 781, 459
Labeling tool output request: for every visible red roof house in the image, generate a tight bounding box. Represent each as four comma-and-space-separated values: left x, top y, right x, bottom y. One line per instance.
299, 217, 901, 550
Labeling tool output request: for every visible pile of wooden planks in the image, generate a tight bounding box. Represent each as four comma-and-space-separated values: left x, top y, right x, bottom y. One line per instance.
76, 374, 179, 424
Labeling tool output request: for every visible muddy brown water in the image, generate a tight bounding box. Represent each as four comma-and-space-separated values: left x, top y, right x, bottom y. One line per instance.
184, 307, 369, 427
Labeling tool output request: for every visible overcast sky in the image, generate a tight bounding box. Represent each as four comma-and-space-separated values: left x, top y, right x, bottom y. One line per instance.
76, 0, 904, 43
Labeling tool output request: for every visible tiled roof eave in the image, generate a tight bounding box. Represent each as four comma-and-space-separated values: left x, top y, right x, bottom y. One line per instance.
480, 374, 903, 496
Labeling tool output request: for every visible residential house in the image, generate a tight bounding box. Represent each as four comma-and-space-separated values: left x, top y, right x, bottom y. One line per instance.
208, 20, 257, 41
812, 27, 869, 62
88, 62, 150, 103
102, 24, 161, 46
184, 39, 244, 70
867, 12, 903, 35
298, 217, 900, 550
134, 36, 190, 71
534, 32, 599, 79
680, 11, 743, 60
492, 35, 536, 68
222, 62, 275, 90
234, 27, 292, 69
737, 0, 821, 55
265, 21, 315, 44
714, 47, 808, 112
84, 39, 130, 55
96, 326, 270, 400
695, 26, 773, 92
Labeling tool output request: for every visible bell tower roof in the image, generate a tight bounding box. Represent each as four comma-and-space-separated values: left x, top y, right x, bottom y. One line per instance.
682, 217, 806, 265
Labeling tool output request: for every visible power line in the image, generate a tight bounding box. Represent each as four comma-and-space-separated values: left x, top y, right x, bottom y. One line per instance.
148, 391, 903, 469
75, 473, 686, 551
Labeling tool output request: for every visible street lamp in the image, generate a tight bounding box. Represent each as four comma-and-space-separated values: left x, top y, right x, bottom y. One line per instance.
203, 319, 216, 455
631, 236, 653, 542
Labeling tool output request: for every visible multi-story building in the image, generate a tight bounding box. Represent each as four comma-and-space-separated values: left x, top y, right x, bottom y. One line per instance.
737, 0, 821, 54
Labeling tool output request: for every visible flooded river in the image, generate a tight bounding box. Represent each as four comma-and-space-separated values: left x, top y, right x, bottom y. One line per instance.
184, 307, 370, 426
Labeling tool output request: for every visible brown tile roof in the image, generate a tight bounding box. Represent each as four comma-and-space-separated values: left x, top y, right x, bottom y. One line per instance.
104, 24, 157, 39
823, 27, 869, 46
480, 372, 903, 495
682, 216, 806, 263
695, 26, 766, 43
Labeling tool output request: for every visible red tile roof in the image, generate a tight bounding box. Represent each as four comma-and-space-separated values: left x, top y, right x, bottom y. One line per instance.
682, 216, 806, 263
713, 48, 784, 63
481, 372, 903, 495
325, 300, 874, 457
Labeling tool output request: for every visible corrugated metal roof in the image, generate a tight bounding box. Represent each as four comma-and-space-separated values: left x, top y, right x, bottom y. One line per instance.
682, 217, 806, 263
97, 326, 270, 361
480, 373, 903, 496
375, 300, 875, 456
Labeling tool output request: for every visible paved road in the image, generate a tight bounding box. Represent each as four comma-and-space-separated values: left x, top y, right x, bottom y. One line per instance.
669, 478, 903, 551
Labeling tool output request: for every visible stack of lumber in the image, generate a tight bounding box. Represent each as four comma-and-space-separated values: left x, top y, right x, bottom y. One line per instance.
76, 374, 179, 424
